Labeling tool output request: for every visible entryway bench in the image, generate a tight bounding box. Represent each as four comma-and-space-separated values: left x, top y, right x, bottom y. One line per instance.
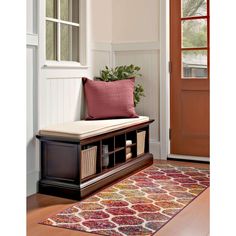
36, 116, 154, 200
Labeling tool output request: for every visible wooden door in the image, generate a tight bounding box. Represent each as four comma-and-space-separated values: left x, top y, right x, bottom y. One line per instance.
170, 0, 210, 157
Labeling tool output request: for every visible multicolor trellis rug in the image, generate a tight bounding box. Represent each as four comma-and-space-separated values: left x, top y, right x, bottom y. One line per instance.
41, 163, 210, 236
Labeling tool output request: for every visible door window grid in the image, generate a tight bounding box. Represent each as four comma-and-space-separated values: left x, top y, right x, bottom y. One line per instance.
181, 0, 209, 79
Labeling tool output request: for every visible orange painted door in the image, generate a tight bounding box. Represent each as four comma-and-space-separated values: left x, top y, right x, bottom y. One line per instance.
170, 0, 210, 157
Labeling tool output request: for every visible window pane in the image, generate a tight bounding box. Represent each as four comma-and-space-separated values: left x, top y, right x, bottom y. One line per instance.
182, 50, 208, 78
182, 19, 207, 48
60, 24, 79, 62
60, 0, 79, 23
46, 0, 57, 18
46, 21, 57, 60
182, 0, 207, 17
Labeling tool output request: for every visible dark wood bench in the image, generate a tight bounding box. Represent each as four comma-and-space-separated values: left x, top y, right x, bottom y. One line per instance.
36, 117, 154, 200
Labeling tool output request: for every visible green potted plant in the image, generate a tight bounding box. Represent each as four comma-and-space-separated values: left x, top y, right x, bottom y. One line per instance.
96, 64, 145, 106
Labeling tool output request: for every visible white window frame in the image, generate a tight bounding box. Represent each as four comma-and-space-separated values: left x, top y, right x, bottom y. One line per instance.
39, 0, 87, 69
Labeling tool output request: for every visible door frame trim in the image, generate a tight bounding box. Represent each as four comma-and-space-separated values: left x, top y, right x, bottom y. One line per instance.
160, 0, 210, 160
160, 0, 170, 159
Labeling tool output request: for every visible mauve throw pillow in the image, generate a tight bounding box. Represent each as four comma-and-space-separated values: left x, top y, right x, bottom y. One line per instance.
82, 77, 138, 120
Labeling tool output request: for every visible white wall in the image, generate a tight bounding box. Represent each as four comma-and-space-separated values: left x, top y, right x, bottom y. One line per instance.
112, 0, 159, 43
27, 0, 37, 34
91, 0, 114, 76
91, 0, 112, 43
91, 0, 159, 43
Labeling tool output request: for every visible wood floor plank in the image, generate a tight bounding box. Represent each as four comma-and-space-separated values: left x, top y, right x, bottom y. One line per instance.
154, 188, 209, 236
27, 160, 209, 236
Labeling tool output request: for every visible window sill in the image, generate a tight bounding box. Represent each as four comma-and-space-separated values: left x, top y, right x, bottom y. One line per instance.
43, 61, 89, 69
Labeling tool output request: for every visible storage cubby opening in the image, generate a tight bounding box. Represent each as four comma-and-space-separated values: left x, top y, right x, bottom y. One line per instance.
80, 126, 150, 178
115, 149, 126, 164
126, 144, 137, 159
115, 134, 126, 149
126, 131, 137, 146
102, 137, 114, 153
102, 153, 115, 170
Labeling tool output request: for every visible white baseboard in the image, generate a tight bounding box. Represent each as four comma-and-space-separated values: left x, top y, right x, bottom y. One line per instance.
27, 170, 40, 196
150, 140, 161, 159
168, 154, 210, 162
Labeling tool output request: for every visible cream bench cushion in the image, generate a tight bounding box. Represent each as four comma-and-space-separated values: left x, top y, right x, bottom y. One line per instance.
39, 116, 150, 140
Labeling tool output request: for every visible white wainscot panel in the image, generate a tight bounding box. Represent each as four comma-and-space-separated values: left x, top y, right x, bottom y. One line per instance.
42, 78, 85, 127
92, 50, 112, 77
114, 50, 160, 143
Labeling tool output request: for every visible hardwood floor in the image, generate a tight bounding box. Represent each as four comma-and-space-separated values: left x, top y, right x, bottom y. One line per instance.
27, 160, 209, 236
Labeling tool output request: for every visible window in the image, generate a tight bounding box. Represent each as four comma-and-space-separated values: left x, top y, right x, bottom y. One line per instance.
46, 0, 82, 63
181, 0, 209, 79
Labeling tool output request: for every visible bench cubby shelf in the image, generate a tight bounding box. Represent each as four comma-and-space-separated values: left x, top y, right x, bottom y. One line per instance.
36, 119, 154, 200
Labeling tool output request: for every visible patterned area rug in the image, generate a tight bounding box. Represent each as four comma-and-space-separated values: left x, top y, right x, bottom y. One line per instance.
41, 163, 210, 236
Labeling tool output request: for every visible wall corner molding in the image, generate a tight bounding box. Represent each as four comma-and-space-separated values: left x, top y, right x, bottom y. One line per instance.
112, 41, 160, 51
27, 33, 39, 46
91, 42, 113, 52
159, 0, 170, 160
92, 41, 160, 52
27, 170, 40, 196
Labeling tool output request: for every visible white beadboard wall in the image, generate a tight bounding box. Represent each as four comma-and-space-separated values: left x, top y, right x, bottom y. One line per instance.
40, 77, 85, 128
92, 43, 161, 157
38, 0, 93, 129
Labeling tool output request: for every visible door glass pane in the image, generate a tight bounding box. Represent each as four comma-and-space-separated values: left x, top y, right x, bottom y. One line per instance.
46, 0, 57, 18
182, 0, 207, 17
182, 19, 207, 48
60, 24, 79, 62
182, 50, 208, 79
46, 21, 57, 60
60, 0, 79, 23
